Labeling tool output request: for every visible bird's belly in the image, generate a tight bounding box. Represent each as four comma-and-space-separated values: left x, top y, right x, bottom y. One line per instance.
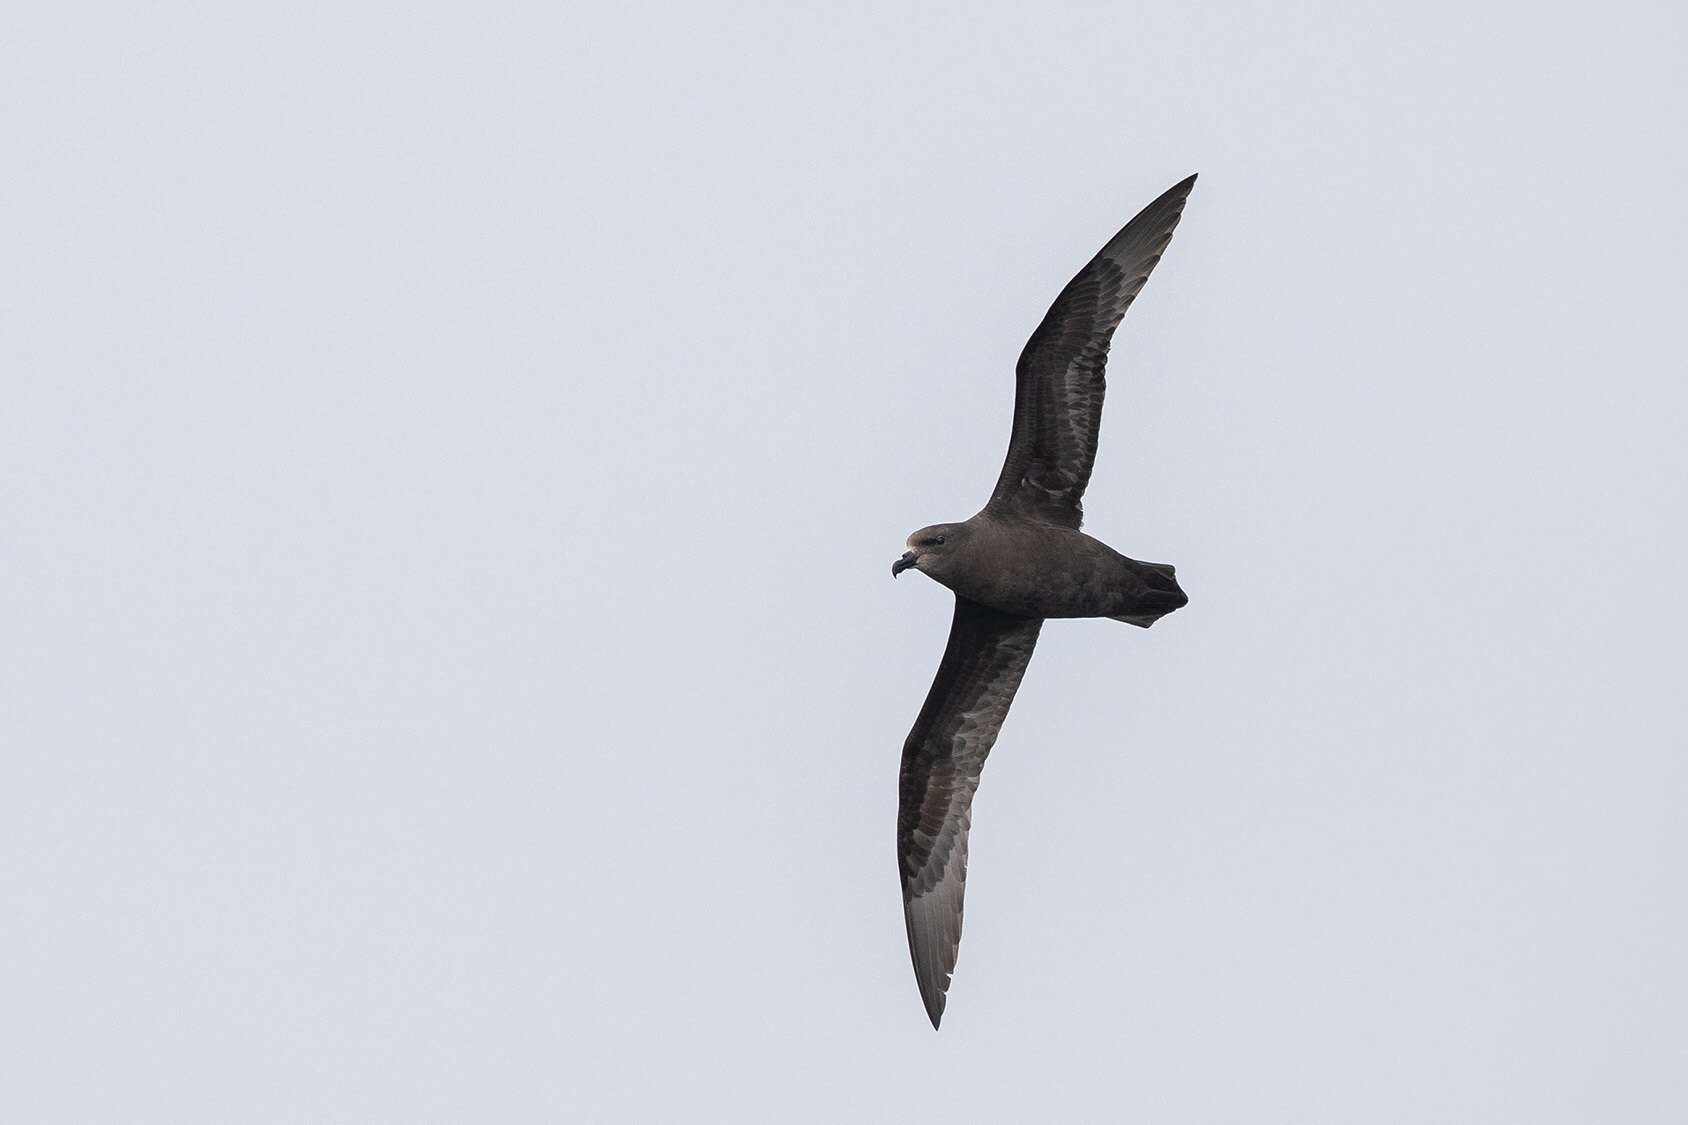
950, 549, 1113, 619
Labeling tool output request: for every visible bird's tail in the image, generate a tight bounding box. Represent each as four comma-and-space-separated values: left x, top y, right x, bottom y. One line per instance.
1110, 561, 1187, 628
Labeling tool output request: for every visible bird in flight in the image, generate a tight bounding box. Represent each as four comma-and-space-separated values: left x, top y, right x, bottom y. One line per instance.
891, 174, 1197, 1028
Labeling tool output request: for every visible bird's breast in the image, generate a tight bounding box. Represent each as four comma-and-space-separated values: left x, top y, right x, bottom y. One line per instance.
946, 528, 1122, 619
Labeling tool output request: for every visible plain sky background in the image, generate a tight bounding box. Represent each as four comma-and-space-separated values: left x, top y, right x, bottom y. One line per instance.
5, 2, 1686, 1121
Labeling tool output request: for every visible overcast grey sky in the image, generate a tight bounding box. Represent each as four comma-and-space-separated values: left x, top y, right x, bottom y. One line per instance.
5, 2, 1686, 1122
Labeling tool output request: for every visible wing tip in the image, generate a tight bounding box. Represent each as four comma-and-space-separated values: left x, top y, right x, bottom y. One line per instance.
1161, 172, 1199, 209
905, 883, 964, 1030
906, 892, 955, 1029
917, 966, 949, 1029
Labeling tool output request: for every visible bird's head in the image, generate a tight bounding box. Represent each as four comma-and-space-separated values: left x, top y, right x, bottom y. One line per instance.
892, 523, 967, 579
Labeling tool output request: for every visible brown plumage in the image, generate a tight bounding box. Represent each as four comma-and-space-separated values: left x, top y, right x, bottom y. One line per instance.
892, 174, 1197, 1028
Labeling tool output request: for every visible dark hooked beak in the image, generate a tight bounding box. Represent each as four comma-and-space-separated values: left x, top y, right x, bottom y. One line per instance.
891, 551, 917, 578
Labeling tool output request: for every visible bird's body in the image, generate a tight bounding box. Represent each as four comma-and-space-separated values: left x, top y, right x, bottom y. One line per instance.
891, 173, 1198, 1028
899, 513, 1186, 623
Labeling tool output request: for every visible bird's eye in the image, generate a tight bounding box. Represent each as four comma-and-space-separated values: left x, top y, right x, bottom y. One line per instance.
935, 536, 945, 545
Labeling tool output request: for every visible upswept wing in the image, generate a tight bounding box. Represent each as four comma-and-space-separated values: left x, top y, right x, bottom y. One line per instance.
989, 174, 1197, 527
897, 597, 1043, 1028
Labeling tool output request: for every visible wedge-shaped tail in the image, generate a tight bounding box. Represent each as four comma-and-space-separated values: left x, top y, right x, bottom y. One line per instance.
1111, 560, 1186, 628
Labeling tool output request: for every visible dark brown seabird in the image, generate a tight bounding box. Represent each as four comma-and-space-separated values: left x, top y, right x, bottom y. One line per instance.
892, 174, 1197, 1028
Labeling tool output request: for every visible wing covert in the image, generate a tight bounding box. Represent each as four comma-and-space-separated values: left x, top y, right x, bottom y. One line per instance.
897, 597, 1043, 1028
989, 174, 1197, 527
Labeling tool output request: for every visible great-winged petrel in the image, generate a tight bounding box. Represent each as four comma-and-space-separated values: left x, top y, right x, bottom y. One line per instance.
892, 174, 1197, 1028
